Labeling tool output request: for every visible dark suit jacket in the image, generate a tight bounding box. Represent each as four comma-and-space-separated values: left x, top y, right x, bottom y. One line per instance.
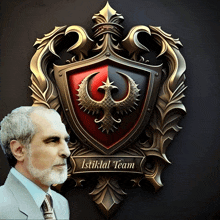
0, 170, 69, 219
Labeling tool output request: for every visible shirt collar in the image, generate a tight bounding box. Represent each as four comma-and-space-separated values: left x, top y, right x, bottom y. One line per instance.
11, 167, 52, 208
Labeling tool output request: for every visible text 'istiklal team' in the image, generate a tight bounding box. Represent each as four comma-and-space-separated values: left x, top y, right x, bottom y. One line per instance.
81, 159, 135, 170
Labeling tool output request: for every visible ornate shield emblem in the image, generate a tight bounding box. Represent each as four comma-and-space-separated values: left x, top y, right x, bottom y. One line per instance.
30, 2, 186, 217
54, 45, 162, 154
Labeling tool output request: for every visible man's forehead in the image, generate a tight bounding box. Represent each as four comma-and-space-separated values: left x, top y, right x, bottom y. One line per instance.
30, 109, 60, 121
31, 110, 59, 121
30, 110, 67, 134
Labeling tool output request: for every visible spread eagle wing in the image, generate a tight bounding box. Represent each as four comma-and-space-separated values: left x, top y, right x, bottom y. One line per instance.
77, 72, 101, 114
115, 72, 140, 114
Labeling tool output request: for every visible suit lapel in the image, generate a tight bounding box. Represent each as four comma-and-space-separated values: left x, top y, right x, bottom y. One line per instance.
51, 190, 69, 220
52, 192, 62, 220
5, 171, 44, 219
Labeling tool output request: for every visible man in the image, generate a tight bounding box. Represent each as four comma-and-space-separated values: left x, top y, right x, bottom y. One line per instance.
0, 106, 70, 219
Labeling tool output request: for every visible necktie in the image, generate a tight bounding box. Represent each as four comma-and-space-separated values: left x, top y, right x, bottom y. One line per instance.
42, 194, 56, 220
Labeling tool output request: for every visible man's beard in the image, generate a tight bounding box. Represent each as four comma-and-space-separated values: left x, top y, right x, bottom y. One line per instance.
27, 149, 68, 186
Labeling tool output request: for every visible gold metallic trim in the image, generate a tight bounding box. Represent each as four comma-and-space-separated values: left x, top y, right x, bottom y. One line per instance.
133, 26, 186, 190
30, 26, 67, 109
89, 176, 126, 217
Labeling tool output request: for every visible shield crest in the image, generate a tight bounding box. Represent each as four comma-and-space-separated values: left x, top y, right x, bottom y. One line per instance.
29, 2, 186, 216
54, 54, 162, 154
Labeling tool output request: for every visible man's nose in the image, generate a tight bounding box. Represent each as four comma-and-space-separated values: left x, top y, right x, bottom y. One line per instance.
59, 141, 71, 158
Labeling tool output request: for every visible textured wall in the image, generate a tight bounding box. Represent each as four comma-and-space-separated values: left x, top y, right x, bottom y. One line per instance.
0, 0, 219, 219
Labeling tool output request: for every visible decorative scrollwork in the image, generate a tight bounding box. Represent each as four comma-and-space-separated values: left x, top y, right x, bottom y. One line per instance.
122, 26, 151, 61
92, 1, 124, 39
89, 176, 126, 217
65, 26, 94, 61
30, 26, 67, 109
137, 26, 186, 190
30, 25, 94, 108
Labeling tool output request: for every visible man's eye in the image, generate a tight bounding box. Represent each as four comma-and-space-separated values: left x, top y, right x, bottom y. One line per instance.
44, 137, 60, 144
49, 137, 60, 143
65, 137, 70, 143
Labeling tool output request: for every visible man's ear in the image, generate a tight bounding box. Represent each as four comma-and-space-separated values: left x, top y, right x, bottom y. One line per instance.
10, 140, 26, 162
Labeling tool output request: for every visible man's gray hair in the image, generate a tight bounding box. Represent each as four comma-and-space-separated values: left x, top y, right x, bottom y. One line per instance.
0, 106, 59, 167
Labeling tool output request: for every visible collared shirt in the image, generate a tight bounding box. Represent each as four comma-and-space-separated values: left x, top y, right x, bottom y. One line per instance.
11, 167, 52, 209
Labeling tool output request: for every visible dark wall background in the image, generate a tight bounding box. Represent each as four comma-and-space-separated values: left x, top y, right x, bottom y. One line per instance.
0, 0, 220, 219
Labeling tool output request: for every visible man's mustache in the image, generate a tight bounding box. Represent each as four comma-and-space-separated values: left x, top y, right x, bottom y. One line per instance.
53, 159, 67, 166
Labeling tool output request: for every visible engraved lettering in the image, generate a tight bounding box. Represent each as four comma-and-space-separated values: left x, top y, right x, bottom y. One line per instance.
80, 159, 135, 170
113, 160, 135, 169
82, 159, 85, 168
127, 163, 135, 169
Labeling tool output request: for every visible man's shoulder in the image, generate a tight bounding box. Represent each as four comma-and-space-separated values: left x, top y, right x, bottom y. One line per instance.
0, 184, 19, 208
0, 184, 14, 202
0, 185, 24, 218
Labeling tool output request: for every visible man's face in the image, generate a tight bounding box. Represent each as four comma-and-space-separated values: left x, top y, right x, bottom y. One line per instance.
24, 111, 70, 187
